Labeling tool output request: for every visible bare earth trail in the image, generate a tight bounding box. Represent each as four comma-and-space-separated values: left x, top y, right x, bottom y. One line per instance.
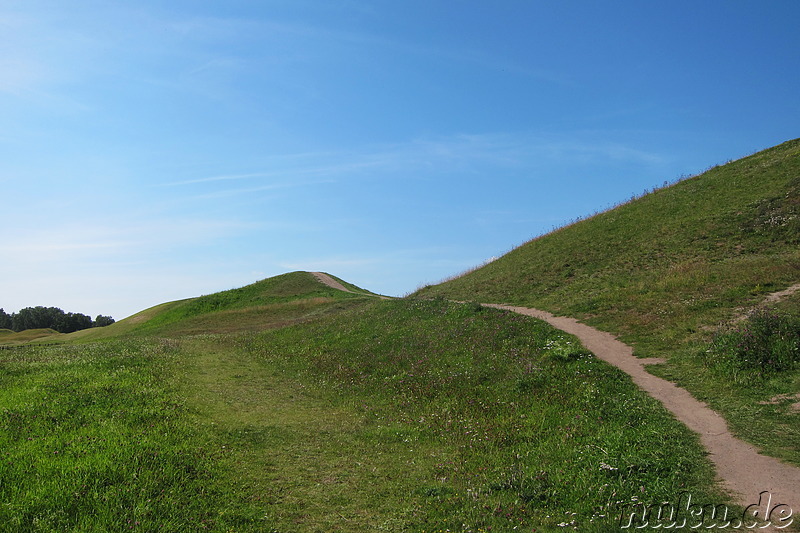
763, 282, 800, 305
312, 272, 355, 293
485, 303, 800, 525
312, 272, 393, 299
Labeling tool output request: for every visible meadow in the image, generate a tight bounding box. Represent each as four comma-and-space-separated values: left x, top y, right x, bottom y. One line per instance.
0, 293, 730, 531
0, 340, 263, 531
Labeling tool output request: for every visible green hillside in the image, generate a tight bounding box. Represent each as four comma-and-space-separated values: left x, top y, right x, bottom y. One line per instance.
0, 328, 61, 345
0, 299, 729, 531
416, 138, 799, 335
0, 269, 734, 530
417, 138, 800, 464
63, 271, 372, 341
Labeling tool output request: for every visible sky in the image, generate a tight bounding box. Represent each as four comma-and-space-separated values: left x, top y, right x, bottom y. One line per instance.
1, 1, 799, 320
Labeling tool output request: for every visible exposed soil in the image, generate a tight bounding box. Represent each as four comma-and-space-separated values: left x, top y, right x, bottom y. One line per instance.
311, 272, 393, 299
732, 282, 800, 322
763, 283, 800, 305
760, 393, 800, 414
312, 272, 354, 293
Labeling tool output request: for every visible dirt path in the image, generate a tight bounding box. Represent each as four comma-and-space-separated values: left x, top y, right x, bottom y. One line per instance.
484, 303, 800, 525
763, 282, 800, 305
311, 272, 392, 299
312, 272, 355, 293
732, 282, 800, 322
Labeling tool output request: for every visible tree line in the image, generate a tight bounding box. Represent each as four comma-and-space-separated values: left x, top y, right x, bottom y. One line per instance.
0, 306, 114, 334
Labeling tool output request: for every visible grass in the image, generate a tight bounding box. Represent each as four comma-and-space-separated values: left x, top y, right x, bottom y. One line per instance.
415, 138, 800, 466
0, 340, 265, 531
50, 271, 373, 342
0, 328, 61, 345
648, 291, 800, 465
217, 298, 729, 531
707, 309, 800, 373
6, 135, 799, 528
416, 139, 799, 338
0, 296, 732, 531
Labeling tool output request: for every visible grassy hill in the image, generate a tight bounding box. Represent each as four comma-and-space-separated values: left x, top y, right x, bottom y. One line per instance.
0, 328, 62, 345
61, 271, 373, 342
0, 270, 732, 530
416, 138, 799, 339
416, 138, 800, 465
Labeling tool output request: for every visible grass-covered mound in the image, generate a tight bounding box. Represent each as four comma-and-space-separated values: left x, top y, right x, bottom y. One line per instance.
0, 328, 61, 346
0, 280, 732, 529
416, 138, 800, 466
416, 138, 799, 346
66, 271, 372, 341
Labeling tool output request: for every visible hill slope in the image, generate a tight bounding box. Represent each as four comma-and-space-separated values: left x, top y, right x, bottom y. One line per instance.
64, 271, 375, 341
416, 138, 800, 467
0, 328, 61, 346
417, 138, 799, 349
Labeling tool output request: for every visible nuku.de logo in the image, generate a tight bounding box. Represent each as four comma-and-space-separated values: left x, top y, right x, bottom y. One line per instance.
618, 491, 793, 529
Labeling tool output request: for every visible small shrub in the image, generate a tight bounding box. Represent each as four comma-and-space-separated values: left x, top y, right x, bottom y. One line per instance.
708, 309, 800, 374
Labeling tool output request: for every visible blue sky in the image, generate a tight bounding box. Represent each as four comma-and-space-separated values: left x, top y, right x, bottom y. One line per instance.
2, 1, 799, 320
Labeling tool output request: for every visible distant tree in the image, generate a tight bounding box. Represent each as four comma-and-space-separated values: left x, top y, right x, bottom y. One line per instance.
56, 312, 92, 333
12, 306, 65, 331
93, 315, 115, 328
0, 308, 11, 330
8, 305, 111, 333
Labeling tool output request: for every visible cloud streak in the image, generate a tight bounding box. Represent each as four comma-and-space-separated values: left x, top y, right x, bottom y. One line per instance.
153, 132, 667, 205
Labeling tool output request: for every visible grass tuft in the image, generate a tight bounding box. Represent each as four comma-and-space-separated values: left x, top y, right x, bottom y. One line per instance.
707, 309, 800, 377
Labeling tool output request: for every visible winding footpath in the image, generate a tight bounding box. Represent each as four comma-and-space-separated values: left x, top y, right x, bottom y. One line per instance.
485, 304, 800, 524
312, 272, 800, 525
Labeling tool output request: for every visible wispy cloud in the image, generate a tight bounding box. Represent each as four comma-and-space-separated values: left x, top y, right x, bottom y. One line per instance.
0, 218, 253, 264
533, 139, 667, 166
164, 172, 286, 186
153, 9, 569, 93
0, 6, 111, 113
186, 180, 336, 201
161, 132, 665, 197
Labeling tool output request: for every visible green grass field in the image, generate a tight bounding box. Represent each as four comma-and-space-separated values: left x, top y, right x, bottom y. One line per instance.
0, 340, 264, 531
229, 298, 729, 531
0, 297, 730, 531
